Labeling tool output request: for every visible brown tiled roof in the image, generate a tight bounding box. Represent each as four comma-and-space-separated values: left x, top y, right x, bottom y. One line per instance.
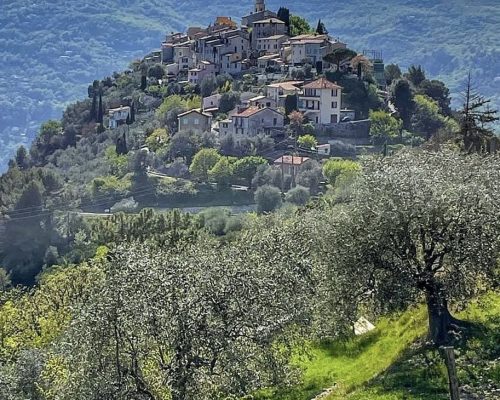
233, 106, 283, 118
233, 106, 262, 117
274, 156, 310, 166
302, 77, 342, 90
267, 80, 303, 90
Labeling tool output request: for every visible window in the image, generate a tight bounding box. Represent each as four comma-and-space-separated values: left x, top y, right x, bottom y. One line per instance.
331, 114, 338, 123
194, 118, 199, 125
332, 89, 338, 96
183, 119, 188, 125
273, 118, 277, 126
331, 101, 338, 109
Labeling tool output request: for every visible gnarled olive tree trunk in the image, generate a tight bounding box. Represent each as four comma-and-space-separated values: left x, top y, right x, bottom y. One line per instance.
425, 283, 467, 346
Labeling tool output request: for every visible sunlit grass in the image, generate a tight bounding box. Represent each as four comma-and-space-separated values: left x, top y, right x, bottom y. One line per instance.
257, 292, 499, 400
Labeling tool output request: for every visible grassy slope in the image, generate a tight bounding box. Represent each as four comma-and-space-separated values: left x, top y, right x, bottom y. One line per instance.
257, 292, 499, 400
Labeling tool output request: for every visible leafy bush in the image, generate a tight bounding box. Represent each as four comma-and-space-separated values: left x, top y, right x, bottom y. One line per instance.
254, 184, 282, 213
322, 158, 360, 186
110, 197, 138, 213
285, 185, 310, 206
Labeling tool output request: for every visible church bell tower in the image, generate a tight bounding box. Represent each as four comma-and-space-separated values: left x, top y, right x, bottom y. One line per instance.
255, 0, 265, 13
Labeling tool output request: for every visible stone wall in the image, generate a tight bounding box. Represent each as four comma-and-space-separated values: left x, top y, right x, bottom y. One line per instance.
316, 119, 371, 139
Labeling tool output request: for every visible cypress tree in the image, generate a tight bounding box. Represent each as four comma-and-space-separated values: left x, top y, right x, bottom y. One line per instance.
140, 75, 147, 90
122, 131, 128, 154
97, 91, 104, 124
90, 92, 97, 121
316, 19, 328, 35
130, 102, 136, 123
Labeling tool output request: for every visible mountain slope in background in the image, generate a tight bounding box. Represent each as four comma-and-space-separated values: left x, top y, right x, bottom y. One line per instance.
1, 0, 498, 170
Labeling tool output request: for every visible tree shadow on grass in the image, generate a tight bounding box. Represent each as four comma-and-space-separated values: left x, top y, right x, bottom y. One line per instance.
317, 330, 382, 359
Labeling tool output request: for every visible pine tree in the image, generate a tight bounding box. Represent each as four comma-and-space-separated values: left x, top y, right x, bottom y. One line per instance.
459, 73, 499, 153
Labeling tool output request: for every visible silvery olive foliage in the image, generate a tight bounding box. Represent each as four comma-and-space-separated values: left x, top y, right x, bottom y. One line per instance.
315, 149, 500, 343
57, 224, 317, 400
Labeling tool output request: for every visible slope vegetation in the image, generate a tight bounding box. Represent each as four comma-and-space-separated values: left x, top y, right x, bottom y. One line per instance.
258, 292, 500, 400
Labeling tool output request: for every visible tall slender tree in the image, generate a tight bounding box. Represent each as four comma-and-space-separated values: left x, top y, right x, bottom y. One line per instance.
459, 73, 499, 153
97, 90, 104, 125
89, 92, 97, 121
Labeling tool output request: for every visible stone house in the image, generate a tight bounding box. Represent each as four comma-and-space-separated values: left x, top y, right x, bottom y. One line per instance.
177, 109, 213, 134
266, 81, 303, 107
195, 29, 250, 66
248, 95, 277, 109
287, 34, 346, 67
257, 34, 288, 53
202, 94, 223, 112
257, 53, 284, 72
251, 18, 287, 50
188, 61, 217, 84
173, 44, 196, 72
298, 77, 342, 124
220, 53, 243, 74
241, 0, 277, 28
219, 106, 285, 142
108, 106, 130, 129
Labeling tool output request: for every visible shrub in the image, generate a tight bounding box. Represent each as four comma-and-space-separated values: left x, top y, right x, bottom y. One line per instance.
285, 185, 310, 206
255, 185, 282, 214
110, 197, 138, 213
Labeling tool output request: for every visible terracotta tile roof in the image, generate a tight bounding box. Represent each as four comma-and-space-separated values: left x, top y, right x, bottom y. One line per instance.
274, 155, 310, 166
233, 106, 283, 118
267, 80, 303, 91
302, 77, 342, 90
233, 106, 262, 117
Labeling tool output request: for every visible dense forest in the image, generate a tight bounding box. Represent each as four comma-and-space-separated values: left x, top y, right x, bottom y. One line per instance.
1, 0, 499, 169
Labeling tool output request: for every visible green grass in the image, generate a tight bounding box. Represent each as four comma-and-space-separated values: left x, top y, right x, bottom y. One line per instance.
257, 292, 500, 400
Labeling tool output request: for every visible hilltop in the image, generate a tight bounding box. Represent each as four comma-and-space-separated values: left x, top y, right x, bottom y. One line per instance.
1, 0, 499, 169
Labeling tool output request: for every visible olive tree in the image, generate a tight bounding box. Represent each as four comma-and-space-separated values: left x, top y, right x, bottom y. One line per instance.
322, 150, 500, 345
57, 227, 316, 400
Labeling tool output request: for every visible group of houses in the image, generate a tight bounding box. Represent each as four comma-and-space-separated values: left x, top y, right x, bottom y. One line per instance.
177, 75, 347, 143
159, 0, 347, 80
143, 1, 372, 154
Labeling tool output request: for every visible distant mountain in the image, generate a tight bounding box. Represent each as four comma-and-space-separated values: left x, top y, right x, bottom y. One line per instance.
1, 0, 498, 170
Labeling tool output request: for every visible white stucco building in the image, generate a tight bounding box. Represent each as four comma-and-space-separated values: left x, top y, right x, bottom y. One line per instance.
298, 77, 342, 124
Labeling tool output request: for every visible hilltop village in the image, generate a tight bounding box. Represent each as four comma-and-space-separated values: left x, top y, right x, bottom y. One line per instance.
143, 0, 386, 139
0, 0, 474, 284
103, 0, 389, 161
